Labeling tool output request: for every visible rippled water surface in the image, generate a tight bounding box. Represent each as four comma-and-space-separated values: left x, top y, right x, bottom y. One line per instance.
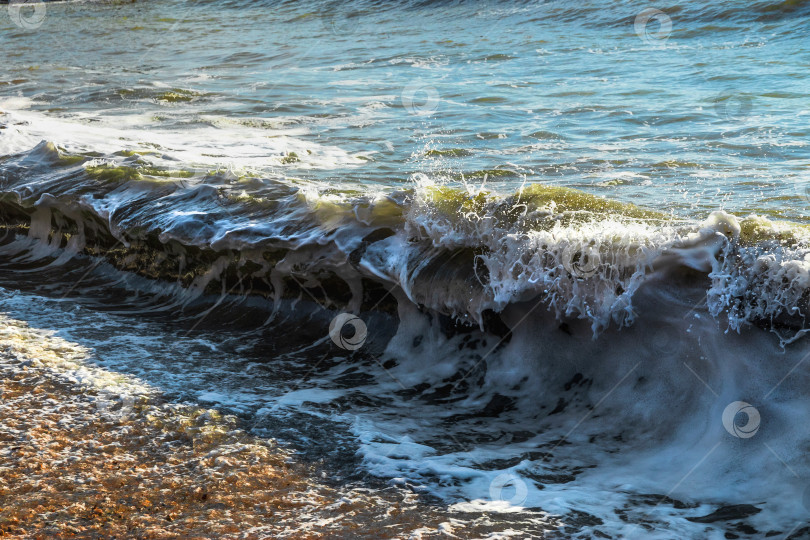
3, 0, 810, 216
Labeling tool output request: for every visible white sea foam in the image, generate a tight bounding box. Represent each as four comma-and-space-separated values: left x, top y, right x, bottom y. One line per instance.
0, 100, 365, 171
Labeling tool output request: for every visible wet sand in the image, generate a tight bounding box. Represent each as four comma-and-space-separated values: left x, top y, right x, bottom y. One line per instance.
0, 316, 543, 539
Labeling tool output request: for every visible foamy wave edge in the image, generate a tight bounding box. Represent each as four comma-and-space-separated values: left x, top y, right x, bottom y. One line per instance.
2, 140, 810, 344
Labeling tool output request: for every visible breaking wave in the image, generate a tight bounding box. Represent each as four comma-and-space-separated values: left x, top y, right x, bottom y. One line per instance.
2, 134, 810, 345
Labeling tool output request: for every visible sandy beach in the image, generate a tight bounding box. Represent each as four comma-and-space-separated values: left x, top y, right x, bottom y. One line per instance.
0, 316, 492, 539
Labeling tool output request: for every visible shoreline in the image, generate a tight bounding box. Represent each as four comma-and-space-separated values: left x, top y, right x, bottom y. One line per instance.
0, 315, 542, 539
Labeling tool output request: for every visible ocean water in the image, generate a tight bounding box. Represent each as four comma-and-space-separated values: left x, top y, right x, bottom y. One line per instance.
2, 0, 810, 538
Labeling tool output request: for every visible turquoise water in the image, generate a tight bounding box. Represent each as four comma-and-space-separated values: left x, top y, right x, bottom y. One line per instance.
4, 2, 810, 539
3, 0, 809, 219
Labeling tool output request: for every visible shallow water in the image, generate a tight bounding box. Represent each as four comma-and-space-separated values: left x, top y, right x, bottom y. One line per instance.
3, 1, 810, 538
